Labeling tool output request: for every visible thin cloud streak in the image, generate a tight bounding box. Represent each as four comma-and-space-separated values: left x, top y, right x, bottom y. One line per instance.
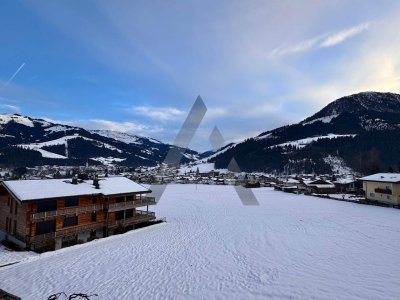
0, 104, 21, 113
43, 118, 164, 136
320, 22, 371, 47
0, 62, 26, 91
269, 22, 371, 58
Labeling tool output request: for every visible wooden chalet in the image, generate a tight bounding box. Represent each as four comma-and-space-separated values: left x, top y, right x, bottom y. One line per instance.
0, 176, 156, 251
304, 179, 336, 194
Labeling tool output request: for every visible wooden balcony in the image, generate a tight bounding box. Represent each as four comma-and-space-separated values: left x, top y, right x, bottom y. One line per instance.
55, 221, 105, 238
30, 204, 104, 222
108, 210, 156, 228
107, 197, 156, 212
30, 221, 105, 243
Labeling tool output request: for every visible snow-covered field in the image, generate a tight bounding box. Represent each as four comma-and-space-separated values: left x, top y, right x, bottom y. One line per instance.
1, 185, 400, 299
0, 245, 38, 267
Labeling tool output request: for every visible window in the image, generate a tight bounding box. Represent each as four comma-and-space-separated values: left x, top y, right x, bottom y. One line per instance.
36, 220, 56, 235
63, 216, 78, 227
65, 197, 79, 207
115, 210, 124, 220
10, 200, 13, 214
37, 200, 57, 213
387, 195, 392, 200
125, 209, 133, 219
15, 203, 18, 215
116, 196, 125, 203
386, 185, 391, 190
13, 220, 17, 235
92, 195, 97, 204
370, 192, 375, 197
7, 197, 10, 206
5, 217, 9, 232
91, 212, 97, 222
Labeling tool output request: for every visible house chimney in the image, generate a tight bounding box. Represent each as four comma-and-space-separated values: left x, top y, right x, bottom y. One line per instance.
72, 175, 78, 185
93, 175, 100, 189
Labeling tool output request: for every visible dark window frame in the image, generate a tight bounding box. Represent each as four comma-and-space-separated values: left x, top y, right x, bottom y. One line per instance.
125, 209, 133, 219
65, 197, 79, 207
63, 216, 78, 227
36, 220, 56, 235
115, 210, 124, 220
116, 196, 125, 203
37, 200, 57, 213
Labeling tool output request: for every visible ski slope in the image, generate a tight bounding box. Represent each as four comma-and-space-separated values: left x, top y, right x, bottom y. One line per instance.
1, 185, 400, 299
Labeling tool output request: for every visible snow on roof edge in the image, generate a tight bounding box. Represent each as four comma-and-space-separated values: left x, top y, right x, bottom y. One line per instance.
1, 177, 150, 202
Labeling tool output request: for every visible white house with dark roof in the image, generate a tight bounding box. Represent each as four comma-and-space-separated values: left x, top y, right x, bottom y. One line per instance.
0, 176, 156, 251
360, 173, 400, 205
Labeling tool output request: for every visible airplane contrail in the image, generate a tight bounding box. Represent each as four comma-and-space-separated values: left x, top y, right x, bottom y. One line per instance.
0, 62, 26, 91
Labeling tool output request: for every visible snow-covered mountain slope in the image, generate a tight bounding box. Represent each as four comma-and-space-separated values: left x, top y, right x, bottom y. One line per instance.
90, 130, 162, 145
0, 114, 198, 167
208, 92, 400, 174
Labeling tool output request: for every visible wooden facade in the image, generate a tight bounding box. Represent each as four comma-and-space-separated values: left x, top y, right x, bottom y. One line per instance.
0, 181, 156, 251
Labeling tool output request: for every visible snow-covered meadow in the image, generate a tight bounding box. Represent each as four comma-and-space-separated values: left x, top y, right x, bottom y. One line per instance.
1, 185, 400, 299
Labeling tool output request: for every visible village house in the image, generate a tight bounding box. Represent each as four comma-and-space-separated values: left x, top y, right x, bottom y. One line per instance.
0, 176, 156, 251
303, 178, 336, 194
333, 178, 361, 193
360, 173, 400, 205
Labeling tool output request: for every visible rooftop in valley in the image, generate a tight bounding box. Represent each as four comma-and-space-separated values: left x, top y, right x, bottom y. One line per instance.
360, 173, 400, 183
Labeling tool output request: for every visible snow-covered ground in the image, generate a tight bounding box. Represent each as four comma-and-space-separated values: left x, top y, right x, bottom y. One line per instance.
270, 133, 357, 149
1, 185, 400, 299
0, 244, 38, 267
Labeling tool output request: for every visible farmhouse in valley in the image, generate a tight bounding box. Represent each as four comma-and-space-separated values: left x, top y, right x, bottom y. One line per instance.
360, 173, 400, 205
0, 176, 156, 251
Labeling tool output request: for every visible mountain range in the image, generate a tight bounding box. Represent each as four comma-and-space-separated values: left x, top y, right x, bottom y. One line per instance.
0, 114, 198, 168
1, 91, 399, 174
208, 92, 400, 175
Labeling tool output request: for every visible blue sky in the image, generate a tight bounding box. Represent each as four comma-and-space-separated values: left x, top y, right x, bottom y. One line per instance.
1, 0, 400, 151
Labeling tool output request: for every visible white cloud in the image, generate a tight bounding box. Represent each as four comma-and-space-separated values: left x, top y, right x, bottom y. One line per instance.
268, 22, 371, 58
0, 103, 21, 113
320, 22, 371, 47
43, 118, 164, 136
129, 106, 185, 121
268, 36, 322, 57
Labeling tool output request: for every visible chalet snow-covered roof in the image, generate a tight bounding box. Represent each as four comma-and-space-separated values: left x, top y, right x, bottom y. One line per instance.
360, 173, 400, 183
2, 176, 150, 202
334, 178, 356, 184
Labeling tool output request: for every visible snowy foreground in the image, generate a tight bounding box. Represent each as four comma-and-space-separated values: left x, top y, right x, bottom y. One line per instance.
1, 185, 400, 299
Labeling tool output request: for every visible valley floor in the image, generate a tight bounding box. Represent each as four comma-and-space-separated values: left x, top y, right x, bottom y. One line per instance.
1, 185, 400, 299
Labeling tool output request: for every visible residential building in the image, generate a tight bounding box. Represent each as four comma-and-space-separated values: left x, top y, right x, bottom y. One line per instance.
360, 173, 400, 205
0, 176, 156, 251
303, 179, 336, 194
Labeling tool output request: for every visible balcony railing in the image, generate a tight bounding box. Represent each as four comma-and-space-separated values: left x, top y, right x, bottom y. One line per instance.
56, 221, 105, 238
30, 204, 104, 221
29, 210, 156, 244
30, 221, 105, 243
107, 197, 156, 212
108, 210, 156, 228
